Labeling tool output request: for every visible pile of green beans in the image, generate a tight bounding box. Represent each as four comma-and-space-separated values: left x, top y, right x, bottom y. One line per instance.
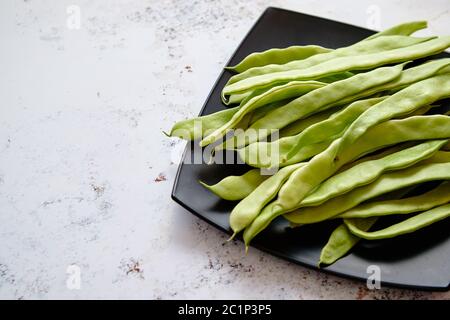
167, 21, 450, 266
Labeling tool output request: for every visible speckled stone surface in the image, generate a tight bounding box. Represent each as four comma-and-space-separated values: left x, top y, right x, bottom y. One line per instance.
1, 0, 449, 299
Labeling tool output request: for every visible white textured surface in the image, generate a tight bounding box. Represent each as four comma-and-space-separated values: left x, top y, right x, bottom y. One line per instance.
1, 0, 449, 299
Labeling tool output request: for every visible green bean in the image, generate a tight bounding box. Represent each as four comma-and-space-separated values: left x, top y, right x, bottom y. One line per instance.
240, 97, 387, 168
328, 125, 433, 174
285, 162, 450, 224
265, 58, 449, 140
200, 81, 325, 147
337, 73, 450, 155
233, 72, 353, 111
215, 99, 294, 151
239, 102, 361, 167
332, 109, 443, 171
283, 97, 387, 162
225, 35, 433, 87
229, 162, 305, 237
280, 117, 450, 207
281, 116, 450, 208
384, 58, 450, 91
227, 53, 446, 111
233, 64, 404, 148
345, 203, 450, 240
364, 21, 427, 41
226, 45, 332, 73
222, 36, 449, 96
339, 182, 450, 219
319, 72, 355, 83
247, 99, 293, 125
299, 140, 447, 208
215, 98, 325, 152
335, 143, 411, 174
323, 58, 450, 114
319, 219, 377, 266
227, 91, 254, 105
283, 59, 450, 136
166, 106, 239, 140
289, 185, 415, 229
242, 115, 450, 245
199, 169, 269, 201
169, 55, 447, 141
236, 100, 367, 167
238, 138, 331, 168
319, 185, 414, 265
223, 72, 354, 105
223, 82, 276, 106
279, 106, 341, 137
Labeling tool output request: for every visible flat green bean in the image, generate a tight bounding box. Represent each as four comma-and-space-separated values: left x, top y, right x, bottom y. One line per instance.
299, 140, 447, 208
242, 115, 450, 245
223, 36, 449, 96
279, 106, 341, 137
225, 35, 433, 87
223, 72, 354, 105
321, 58, 450, 114
238, 138, 331, 168
364, 21, 427, 41
200, 81, 325, 147
319, 185, 414, 265
227, 91, 254, 105
345, 203, 450, 240
283, 97, 387, 161
260, 58, 448, 141
247, 99, 293, 125
285, 162, 450, 224
215, 99, 294, 151
319, 219, 377, 266
199, 169, 269, 201
233, 64, 404, 147
239, 97, 386, 167
335, 142, 420, 174
167, 106, 239, 140
337, 73, 450, 154
226, 55, 449, 111
280, 115, 450, 211
384, 58, 450, 90
229, 162, 305, 237
339, 182, 450, 218
226, 45, 332, 73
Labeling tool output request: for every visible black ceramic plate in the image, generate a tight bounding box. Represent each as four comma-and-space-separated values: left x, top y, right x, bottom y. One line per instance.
171, 7, 450, 290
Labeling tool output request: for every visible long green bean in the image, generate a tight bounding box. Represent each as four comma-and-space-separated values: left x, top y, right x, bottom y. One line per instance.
226, 45, 332, 73
285, 162, 450, 224
225, 35, 433, 88
338, 182, 450, 218
299, 140, 447, 208
200, 81, 325, 147
364, 21, 427, 41
230, 64, 404, 148
223, 36, 449, 96
337, 73, 450, 155
243, 115, 450, 245
345, 203, 450, 240
199, 169, 269, 201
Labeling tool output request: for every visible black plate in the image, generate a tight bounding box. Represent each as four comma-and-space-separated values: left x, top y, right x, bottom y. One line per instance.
171, 7, 450, 290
